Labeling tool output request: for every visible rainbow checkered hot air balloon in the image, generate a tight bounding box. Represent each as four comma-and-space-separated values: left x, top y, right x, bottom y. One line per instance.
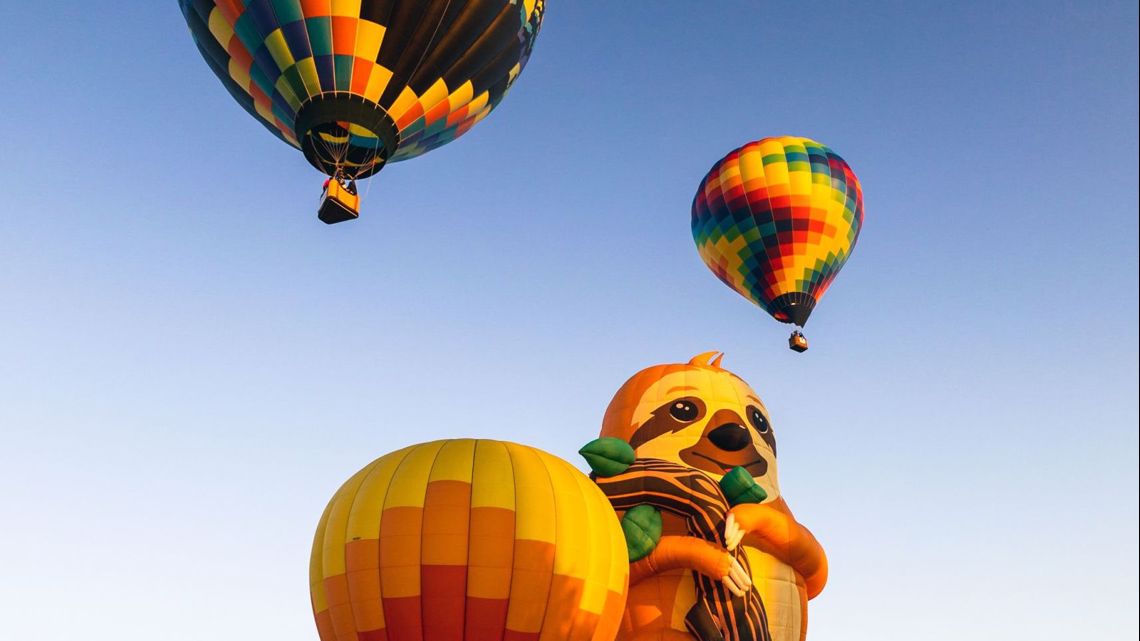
692, 137, 864, 352
310, 439, 629, 641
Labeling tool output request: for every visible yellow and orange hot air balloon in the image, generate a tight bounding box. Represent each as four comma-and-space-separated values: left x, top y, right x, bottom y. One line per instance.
310, 439, 629, 641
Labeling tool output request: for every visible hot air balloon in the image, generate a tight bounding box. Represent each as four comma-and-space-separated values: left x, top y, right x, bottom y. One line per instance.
584, 352, 828, 641
178, 1, 545, 223
691, 137, 863, 352
310, 439, 629, 641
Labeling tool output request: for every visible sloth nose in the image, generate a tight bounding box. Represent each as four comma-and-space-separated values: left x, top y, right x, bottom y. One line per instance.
708, 423, 751, 451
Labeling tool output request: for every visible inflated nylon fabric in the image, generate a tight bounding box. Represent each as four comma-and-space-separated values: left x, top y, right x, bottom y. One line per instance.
178, 0, 544, 169
309, 439, 628, 641
692, 137, 863, 326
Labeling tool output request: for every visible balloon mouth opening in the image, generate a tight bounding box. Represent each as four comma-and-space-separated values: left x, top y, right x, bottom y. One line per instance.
770, 293, 816, 327
295, 94, 400, 180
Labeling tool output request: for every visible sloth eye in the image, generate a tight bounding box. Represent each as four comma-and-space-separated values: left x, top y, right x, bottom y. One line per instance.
748, 406, 770, 434
669, 399, 701, 422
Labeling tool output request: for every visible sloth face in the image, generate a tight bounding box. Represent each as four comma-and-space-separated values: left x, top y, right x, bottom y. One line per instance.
601, 353, 781, 502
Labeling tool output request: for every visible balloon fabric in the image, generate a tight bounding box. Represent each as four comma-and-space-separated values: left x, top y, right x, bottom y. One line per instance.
692, 137, 863, 329
310, 438, 628, 641
179, 0, 544, 179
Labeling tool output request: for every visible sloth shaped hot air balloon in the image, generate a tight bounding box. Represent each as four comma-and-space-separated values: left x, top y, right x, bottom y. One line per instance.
178, 0, 544, 223
692, 137, 863, 352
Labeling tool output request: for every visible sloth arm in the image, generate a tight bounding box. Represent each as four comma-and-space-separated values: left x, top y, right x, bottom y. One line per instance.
597, 460, 769, 641
629, 535, 735, 586
728, 499, 828, 599
594, 459, 739, 585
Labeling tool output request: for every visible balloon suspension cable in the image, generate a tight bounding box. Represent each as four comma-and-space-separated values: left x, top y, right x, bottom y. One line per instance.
361, 134, 385, 200
314, 123, 351, 180
362, 161, 377, 201
334, 122, 346, 171
316, 135, 337, 177
316, 120, 391, 183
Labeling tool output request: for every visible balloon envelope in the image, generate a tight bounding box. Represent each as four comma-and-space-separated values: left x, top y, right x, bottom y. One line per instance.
179, 0, 544, 178
692, 136, 863, 327
310, 439, 628, 641
597, 352, 828, 641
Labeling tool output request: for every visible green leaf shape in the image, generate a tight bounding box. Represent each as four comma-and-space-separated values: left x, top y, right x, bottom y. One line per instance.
579, 437, 635, 477
621, 505, 663, 562
720, 466, 768, 505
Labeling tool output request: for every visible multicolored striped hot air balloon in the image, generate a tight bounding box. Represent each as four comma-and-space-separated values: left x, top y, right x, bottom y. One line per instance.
310, 439, 629, 641
692, 137, 864, 352
177, 1, 545, 222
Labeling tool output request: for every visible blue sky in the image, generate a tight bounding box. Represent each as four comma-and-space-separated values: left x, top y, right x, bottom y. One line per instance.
1, 2, 1136, 640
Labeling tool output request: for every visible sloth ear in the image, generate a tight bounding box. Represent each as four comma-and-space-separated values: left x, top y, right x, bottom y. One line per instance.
688, 351, 725, 368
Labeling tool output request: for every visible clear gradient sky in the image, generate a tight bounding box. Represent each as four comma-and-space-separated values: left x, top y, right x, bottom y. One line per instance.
1, 2, 1137, 640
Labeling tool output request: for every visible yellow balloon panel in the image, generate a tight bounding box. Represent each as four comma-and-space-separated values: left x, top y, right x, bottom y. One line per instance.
310, 439, 629, 641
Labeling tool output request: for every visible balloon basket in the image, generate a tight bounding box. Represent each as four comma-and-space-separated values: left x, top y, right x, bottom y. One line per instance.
318, 180, 360, 224
788, 331, 809, 353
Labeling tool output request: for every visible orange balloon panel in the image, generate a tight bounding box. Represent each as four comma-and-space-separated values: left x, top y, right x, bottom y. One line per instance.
310, 439, 629, 641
